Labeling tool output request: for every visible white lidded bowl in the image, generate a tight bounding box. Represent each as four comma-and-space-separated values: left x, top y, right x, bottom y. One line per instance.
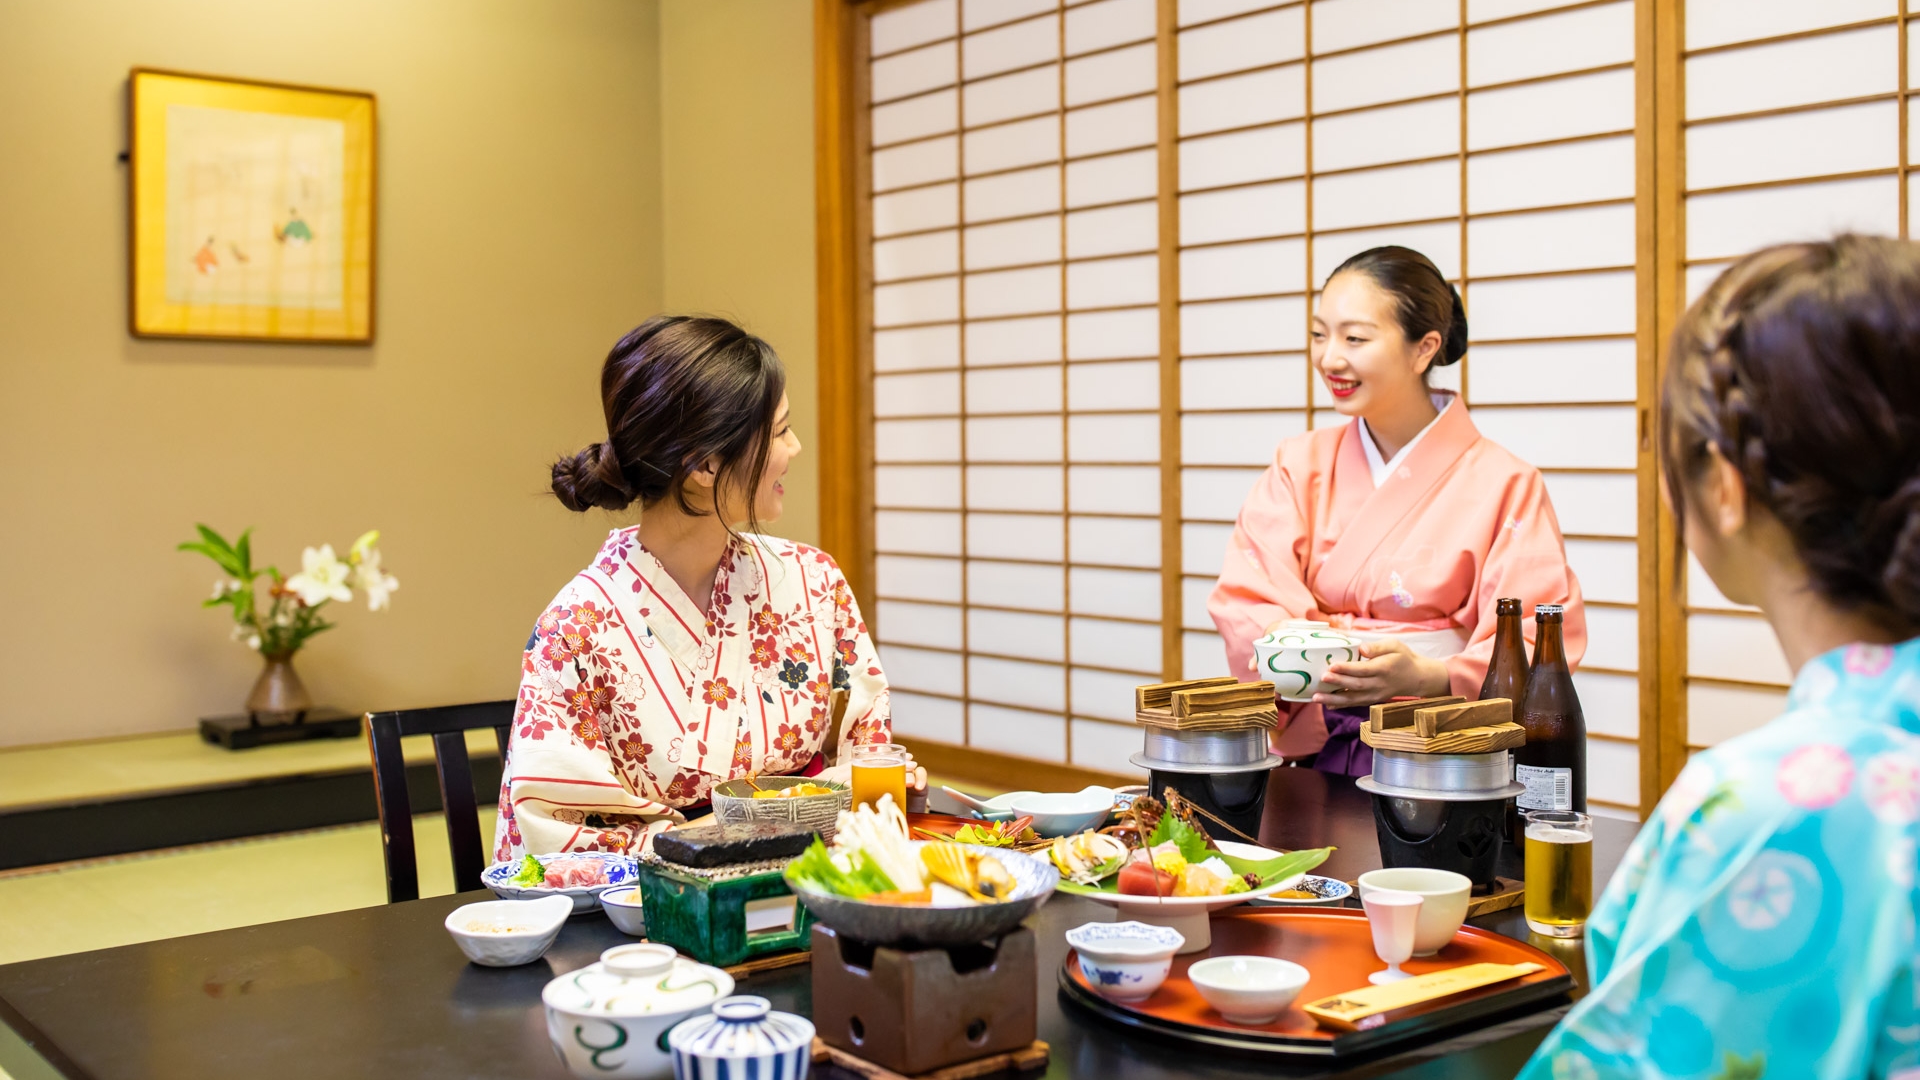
1250, 620, 1361, 702
1187, 955, 1310, 1025
1356, 867, 1472, 957
668, 995, 815, 1080
543, 943, 736, 1080
598, 885, 648, 936
1064, 920, 1186, 1003
445, 894, 573, 967
1009, 786, 1113, 838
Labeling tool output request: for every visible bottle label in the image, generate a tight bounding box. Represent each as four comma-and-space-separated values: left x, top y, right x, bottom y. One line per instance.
1516, 765, 1572, 811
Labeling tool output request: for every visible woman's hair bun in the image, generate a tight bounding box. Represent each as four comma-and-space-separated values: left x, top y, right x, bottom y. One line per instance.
551, 441, 636, 513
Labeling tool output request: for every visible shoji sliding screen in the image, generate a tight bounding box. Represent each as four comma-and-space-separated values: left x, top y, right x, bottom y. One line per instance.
866, 0, 1167, 777
859, 0, 1645, 813
1677, 0, 1910, 754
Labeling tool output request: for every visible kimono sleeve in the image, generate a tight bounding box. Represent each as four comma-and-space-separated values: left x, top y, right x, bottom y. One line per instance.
1209, 456, 1322, 682
493, 585, 683, 862
1444, 466, 1587, 699
823, 554, 893, 756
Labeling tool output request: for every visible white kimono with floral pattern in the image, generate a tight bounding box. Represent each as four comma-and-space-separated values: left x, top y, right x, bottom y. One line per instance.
492, 528, 891, 860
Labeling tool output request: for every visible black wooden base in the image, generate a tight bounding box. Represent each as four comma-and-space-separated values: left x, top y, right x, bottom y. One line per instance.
198, 708, 363, 749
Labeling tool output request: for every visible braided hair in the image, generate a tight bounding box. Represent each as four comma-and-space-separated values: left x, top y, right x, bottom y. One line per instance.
1661, 235, 1920, 629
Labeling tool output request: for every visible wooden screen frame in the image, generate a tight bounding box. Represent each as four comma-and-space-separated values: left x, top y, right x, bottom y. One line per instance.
818, 0, 1696, 813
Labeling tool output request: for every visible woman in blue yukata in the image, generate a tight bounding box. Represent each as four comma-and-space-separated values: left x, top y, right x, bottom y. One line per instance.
1521, 235, 1920, 1079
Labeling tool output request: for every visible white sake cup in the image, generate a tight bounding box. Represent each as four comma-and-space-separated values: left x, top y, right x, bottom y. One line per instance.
1362, 889, 1422, 985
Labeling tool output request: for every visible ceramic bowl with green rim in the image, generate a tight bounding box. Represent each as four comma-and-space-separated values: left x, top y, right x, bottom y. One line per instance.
1250, 620, 1361, 702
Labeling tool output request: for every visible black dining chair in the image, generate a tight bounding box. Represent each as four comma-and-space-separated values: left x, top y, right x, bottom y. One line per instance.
366, 700, 513, 904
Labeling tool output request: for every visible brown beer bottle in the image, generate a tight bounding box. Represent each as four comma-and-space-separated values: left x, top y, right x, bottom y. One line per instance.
1513, 604, 1586, 813
1478, 598, 1529, 706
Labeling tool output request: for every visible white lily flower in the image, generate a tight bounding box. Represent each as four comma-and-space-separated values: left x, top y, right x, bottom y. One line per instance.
354, 550, 399, 612
286, 544, 354, 607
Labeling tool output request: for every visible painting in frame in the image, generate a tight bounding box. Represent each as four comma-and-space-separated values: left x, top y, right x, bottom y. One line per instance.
129, 68, 376, 343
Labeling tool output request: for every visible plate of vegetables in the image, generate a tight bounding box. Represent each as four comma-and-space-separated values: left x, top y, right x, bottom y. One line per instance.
482, 852, 639, 913
785, 796, 1059, 948
1045, 794, 1332, 952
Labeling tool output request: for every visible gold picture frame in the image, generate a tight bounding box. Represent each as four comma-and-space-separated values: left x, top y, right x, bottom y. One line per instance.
129, 68, 376, 343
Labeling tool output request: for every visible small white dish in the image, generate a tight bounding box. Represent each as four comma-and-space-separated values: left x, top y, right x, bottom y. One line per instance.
1187, 955, 1310, 1025
1246, 875, 1352, 907
968, 789, 1041, 822
598, 885, 648, 935
1011, 786, 1114, 838
1356, 867, 1471, 956
1065, 920, 1185, 1003
444, 894, 573, 967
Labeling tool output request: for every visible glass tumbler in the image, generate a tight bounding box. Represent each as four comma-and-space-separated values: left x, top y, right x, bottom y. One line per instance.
849, 743, 908, 812
1524, 810, 1593, 937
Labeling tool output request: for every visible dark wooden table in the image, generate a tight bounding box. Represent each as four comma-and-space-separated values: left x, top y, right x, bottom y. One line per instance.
0, 771, 1633, 1080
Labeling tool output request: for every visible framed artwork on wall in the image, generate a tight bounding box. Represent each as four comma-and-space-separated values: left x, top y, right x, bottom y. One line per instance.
128, 68, 376, 343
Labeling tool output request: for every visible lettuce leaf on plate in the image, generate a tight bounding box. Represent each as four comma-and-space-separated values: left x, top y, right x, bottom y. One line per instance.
784, 837, 897, 898
1052, 843, 1333, 896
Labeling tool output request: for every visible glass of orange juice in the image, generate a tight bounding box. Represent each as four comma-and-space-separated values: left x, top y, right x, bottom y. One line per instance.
849, 743, 908, 811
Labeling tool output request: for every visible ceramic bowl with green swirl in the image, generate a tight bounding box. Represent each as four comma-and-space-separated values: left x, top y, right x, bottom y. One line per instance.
1251, 619, 1361, 702
541, 943, 734, 1079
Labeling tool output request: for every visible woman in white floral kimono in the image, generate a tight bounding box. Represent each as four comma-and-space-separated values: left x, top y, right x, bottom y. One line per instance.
493, 316, 910, 860
1521, 237, 1920, 1078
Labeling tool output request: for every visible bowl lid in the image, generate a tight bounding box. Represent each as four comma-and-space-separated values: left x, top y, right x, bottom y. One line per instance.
541, 943, 733, 1017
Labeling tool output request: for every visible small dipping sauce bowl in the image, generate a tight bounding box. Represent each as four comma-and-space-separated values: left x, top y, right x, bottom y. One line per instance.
1011, 786, 1114, 838
444, 894, 573, 967
597, 885, 648, 935
1065, 920, 1186, 1003
1187, 955, 1310, 1025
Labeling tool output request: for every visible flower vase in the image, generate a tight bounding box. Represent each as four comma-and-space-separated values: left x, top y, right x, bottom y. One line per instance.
246, 653, 313, 723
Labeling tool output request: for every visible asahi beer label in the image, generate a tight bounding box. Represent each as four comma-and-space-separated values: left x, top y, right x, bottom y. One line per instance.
1516, 765, 1573, 811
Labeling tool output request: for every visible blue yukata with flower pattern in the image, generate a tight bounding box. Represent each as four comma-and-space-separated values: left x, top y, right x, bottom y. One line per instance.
1520, 640, 1920, 1080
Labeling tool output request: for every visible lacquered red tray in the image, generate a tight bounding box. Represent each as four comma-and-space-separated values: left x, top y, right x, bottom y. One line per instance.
1060, 907, 1573, 1057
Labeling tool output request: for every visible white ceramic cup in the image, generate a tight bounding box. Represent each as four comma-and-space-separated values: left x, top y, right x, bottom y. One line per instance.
1360, 890, 1422, 984
1356, 867, 1471, 956
1187, 955, 1310, 1025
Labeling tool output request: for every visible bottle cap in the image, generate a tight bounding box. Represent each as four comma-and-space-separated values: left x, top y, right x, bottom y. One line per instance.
1534, 603, 1564, 616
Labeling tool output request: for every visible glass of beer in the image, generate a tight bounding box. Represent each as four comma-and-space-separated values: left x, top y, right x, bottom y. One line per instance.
849, 743, 908, 811
1524, 810, 1593, 937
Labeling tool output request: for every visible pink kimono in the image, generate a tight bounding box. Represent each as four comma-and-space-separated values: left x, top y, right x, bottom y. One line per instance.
1208, 393, 1586, 761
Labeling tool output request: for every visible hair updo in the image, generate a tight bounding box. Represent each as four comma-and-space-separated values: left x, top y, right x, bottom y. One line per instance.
552, 315, 786, 532
1326, 246, 1469, 370
1661, 234, 1920, 631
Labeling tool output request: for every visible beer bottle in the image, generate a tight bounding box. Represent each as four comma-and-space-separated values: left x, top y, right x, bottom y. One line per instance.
1482, 598, 1532, 846
1478, 598, 1529, 705
1513, 604, 1585, 814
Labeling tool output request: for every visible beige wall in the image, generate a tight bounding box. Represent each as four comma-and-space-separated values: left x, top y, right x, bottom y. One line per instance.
0, 0, 669, 746
660, 0, 821, 548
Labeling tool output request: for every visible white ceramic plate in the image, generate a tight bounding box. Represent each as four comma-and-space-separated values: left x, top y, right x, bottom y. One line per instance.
1068, 840, 1308, 952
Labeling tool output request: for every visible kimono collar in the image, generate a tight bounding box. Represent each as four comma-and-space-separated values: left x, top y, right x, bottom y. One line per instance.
1313, 393, 1483, 606
621, 531, 748, 671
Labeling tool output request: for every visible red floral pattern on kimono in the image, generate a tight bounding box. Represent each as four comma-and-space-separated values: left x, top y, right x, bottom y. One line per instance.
493, 529, 891, 861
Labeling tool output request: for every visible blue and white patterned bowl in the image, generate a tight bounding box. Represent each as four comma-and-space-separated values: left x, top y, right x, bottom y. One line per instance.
668, 996, 814, 1080
1065, 920, 1186, 1003
484, 853, 640, 913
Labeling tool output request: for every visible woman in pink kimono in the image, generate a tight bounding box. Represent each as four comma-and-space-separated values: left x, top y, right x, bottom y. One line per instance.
493, 316, 906, 860
1209, 246, 1586, 775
